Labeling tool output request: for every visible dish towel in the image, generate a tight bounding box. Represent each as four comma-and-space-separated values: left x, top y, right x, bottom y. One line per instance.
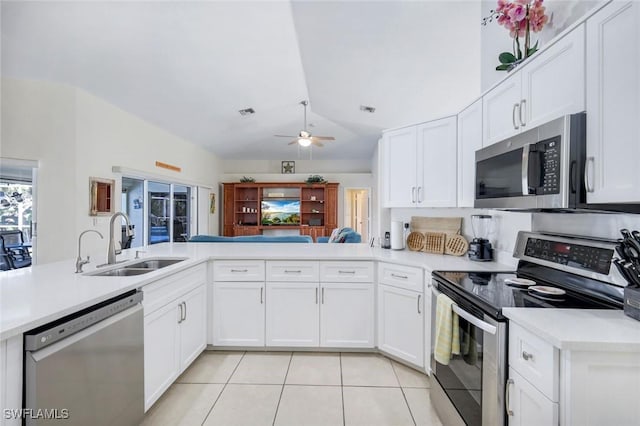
434, 293, 460, 365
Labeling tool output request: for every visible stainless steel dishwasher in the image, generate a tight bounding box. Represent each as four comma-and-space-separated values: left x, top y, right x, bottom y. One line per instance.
24, 290, 144, 426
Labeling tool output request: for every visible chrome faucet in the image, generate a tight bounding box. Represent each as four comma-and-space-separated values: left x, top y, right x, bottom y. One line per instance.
107, 212, 133, 265
76, 229, 104, 273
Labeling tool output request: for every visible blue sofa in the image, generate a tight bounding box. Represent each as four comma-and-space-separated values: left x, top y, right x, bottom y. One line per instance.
317, 227, 362, 243
189, 235, 313, 243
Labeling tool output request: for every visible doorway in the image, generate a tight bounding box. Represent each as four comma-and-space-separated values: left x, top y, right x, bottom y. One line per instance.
344, 188, 370, 243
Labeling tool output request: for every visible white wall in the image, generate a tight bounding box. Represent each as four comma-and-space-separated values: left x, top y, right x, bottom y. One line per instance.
1, 78, 221, 264
221, 159, 372, 174
480, 0, 604, 91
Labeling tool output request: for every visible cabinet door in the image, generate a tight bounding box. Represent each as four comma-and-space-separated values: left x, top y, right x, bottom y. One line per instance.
178, 284, 207, 371
320, 282, 374, 348
212, 282, 265, 347
522, 25, 585, 130
381, 127, 418, 207
144, 302, 180, 410
0, 336, 22, 426
457, 100, 483, 207
377, 284, 424, 367
507, 368, 558, 426
483, 73, 522, 146
266, 282, 319, 347
586, 1, 640, 203
416, 117, 457, 207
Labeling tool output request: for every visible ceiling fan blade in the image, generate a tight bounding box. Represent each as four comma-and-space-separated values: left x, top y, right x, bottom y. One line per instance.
310, 136, 335, 141
275, 134, 297, 138
313, 141, 325, 148
288, 140, 298, 145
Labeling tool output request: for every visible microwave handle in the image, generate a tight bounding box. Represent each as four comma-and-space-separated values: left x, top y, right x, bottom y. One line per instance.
522, 144, 531, 195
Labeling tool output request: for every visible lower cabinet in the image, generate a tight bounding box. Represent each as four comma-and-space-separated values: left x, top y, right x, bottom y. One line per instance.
320, 282, 374, 348
377, 283, 424, 368
0, 336, 22, 426
212, 282, 265, 347
266, 282, 319, 347
507, 367, 558, 426
142, 265, 207, 411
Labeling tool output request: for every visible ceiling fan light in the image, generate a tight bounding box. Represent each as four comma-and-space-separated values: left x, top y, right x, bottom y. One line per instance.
298, 137, 312, 147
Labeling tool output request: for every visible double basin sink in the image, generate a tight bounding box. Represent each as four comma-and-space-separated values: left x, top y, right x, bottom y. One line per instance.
87, 257, 186, 277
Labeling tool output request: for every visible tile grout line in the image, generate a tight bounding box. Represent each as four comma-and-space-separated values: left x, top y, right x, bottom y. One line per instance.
390, 361, 418, 426
200, 351, 247, 426
271, 351, 294, 426
340, 352, 346, 426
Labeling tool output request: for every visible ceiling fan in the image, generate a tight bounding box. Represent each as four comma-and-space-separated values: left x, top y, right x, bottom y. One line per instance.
274, 100, 335, 147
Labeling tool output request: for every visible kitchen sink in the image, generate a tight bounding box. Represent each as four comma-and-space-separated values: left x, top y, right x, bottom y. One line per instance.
86, 257, 187, 277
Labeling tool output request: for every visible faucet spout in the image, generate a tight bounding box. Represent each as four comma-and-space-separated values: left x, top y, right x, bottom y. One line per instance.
76, 229, 103, 273
108, 212, 132, 265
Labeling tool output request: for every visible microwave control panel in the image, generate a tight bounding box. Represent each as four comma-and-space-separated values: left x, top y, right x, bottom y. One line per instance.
524, 237, 613, 275
539, 136, 560, 194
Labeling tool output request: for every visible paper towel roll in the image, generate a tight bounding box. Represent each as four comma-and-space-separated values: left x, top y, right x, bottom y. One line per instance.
391, 221, 404, 250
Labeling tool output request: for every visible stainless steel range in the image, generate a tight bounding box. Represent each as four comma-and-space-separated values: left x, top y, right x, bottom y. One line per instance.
430, 231, 626, 426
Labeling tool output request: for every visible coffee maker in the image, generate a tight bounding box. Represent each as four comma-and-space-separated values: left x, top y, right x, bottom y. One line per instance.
468, 214, 494, 261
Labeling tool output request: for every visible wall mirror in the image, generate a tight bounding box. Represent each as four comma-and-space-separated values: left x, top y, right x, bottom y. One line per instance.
90, 177, 115, 216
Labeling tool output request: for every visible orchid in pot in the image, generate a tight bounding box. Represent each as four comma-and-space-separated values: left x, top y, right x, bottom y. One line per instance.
482, 0, 549, 71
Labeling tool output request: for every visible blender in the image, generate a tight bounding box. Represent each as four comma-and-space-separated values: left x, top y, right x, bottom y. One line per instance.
468, 214, 494, 261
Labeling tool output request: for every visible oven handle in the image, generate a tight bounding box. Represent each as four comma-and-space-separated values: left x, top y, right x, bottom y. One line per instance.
452, 304, 497, 335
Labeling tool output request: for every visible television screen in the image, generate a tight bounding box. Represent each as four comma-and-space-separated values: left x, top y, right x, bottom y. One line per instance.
261, 200, 300, 225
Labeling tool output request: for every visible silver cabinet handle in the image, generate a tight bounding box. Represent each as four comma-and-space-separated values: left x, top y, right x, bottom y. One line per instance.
506, 378, 514, 416
522, 351, 534, 361
338, 270, 356, 274
585, 157, 595, 193
231, 269, 248, 273
417, 186, 423, 203
411, 187, 416, 203
391, 273, 408, 280
182, 301, 187, 322
417, 294, 421, 314
519, 99, 527, 127
284, 270, 302, 273
260, 287, 264, 304
512, 103, 520, 130
315, 287, 318, 304
178, 302, 184, 324
322, 287, 325, 304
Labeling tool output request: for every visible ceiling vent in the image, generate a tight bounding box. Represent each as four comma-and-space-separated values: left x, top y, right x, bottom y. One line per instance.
360, 105, 376, 113
238, 108, 255, 116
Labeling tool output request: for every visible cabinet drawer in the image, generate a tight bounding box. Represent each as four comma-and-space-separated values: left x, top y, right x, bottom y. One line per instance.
213, 260, 265, 281
378, 262, 423, 292
267, 261, 319, 282
142, 264, 207, 314
509, 322, 559, 401
320, 261, 374, 282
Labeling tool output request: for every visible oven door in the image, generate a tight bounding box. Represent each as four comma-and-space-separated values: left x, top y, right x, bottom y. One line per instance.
430, 285, 506, 426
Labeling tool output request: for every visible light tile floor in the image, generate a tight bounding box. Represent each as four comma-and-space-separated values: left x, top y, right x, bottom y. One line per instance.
142, 351, 443, 426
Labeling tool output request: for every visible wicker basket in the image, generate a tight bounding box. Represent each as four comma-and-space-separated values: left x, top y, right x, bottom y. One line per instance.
406, 232, 426, 251
444, 234, 469, 256
424, 232, 446, 254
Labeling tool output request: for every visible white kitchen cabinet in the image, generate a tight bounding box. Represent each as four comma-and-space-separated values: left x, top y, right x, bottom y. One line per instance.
586, 1, 640, 204
457, 99, 483, 207
320, 282, 374, 348
212, 282, 265, 347
382, 116, 457, 208
377, 283, 424, 368
142, 265, 207, 411
483, 26, 585, 146
266, 281, 319, 347
0, 336, 22, 426
507, 367, 558, 426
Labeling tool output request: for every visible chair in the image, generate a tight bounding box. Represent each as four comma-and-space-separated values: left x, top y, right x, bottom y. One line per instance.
0, 230, 32, 270
317, 227, 362, 243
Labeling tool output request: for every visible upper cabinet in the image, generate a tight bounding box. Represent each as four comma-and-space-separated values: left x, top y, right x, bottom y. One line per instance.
585, 1, 640, 204
382, 116, 457, 208
457, 99, 483, 207
483, 26, 585, 146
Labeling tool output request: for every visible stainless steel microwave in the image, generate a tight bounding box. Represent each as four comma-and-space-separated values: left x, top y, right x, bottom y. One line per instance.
474, 112, 640, 213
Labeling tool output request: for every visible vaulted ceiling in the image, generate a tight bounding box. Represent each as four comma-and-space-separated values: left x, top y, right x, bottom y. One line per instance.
1, 1, 482, 160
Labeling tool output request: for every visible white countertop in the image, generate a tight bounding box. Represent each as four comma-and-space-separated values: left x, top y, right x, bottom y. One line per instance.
0, 242, 512, 341
503, 308, 640, 352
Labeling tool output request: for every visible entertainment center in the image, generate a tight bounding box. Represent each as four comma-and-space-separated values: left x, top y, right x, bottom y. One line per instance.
222, 182, 338, 241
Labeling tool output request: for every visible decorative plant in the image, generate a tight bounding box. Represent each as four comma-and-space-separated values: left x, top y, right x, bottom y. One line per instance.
305, 175, 327, 184
482, 0, 549, 71
239, 176, 255, 183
